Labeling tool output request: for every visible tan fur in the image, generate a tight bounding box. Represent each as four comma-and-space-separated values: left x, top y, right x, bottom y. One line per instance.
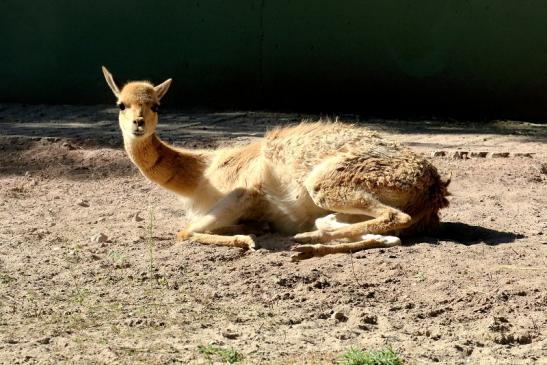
102, 67, 450, 259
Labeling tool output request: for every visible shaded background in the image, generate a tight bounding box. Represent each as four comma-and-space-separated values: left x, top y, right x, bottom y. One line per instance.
2, 0, 547, 119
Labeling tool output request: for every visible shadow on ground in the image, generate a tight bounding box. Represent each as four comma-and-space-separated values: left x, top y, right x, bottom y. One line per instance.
1, 103, 545, 150
406, 222, 524, 246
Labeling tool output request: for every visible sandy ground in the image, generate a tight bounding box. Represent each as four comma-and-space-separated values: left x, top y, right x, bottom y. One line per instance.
0, 103, 546, 364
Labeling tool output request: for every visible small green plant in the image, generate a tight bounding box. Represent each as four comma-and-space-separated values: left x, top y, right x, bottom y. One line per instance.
0, 273, 15, 284
146, 207, 156, 282
108, 250, 128, 268
415, 271, 426, 282
339, 346, 403, 365
198, 344, 244, 364
64, 243, 83, 263
72, 288, 89, 306
22, 290, 40, 318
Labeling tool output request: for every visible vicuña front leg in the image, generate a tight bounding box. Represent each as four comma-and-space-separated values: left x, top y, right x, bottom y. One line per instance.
176, 188, 257, 250
179, 232, 256, 250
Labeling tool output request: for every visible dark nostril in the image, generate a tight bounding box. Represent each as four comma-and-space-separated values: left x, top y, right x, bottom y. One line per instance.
137, 120, 145, 127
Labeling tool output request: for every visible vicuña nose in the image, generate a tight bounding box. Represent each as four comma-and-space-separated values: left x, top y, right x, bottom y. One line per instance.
133, 118, 145, 127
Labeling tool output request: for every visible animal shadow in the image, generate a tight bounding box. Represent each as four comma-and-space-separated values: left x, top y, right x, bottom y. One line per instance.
406, 221, 524, 246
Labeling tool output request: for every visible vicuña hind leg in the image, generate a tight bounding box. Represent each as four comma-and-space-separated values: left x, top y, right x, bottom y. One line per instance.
294, 203, 411, 243
314, 213, 401, 245
292, 182, 412, 259
292, 204, 410, 259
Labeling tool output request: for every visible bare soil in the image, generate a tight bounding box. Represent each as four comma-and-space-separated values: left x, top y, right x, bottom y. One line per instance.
0, 104, 546, 364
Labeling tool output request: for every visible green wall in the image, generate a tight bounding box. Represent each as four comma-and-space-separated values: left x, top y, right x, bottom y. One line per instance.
2, 1, 547, 118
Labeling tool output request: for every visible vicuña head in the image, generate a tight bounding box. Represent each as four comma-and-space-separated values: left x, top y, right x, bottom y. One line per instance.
102, 66, 172, 140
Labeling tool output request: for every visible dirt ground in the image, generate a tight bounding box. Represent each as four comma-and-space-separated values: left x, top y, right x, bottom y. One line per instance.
0, 103, 546, 365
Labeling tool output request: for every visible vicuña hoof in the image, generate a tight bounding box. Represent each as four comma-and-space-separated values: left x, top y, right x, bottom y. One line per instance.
176, 229, 192, 241
360, 234, 401, 247
291, 244, 323, 261
234, 234, 256, 250
293, 231, 330, 244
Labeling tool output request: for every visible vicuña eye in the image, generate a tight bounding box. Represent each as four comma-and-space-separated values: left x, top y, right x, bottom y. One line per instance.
151, 104, 159, 113
118, 103, 126, 111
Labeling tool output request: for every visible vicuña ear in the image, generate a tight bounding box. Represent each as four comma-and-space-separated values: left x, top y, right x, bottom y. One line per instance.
101, 66, 120, 98
154, 79, 172, 101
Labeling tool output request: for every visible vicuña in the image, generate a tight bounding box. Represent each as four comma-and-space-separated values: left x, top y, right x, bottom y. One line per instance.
102, 67, 450, 260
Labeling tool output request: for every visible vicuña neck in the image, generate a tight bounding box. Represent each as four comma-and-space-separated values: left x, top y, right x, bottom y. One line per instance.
123, 133, 207, 196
